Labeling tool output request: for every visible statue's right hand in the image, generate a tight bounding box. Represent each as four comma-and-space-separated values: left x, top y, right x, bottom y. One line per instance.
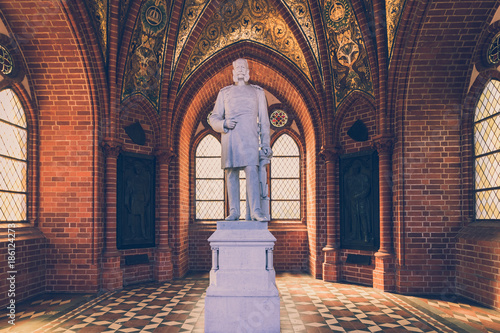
224, 119, 237, 130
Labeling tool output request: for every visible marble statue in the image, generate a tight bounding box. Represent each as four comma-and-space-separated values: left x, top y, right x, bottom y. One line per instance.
209, 58, 272, 221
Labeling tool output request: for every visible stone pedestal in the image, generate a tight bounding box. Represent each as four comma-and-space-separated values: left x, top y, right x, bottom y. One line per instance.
205, 221, 280, 333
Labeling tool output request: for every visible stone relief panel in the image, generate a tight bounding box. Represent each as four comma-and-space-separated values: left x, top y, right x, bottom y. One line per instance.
180, 0, 311, 86
121, 0, 171, 110
340, 150, 379, 251
322, 0, 373, 106
117, 152, 156, 249
386, 0, 406, 59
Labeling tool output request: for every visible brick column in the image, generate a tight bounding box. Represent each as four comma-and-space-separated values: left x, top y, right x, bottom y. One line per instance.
372, 135, 395, 291
320, 146, 342, 282
101, 139, 123, 290
154, 148, 175, 282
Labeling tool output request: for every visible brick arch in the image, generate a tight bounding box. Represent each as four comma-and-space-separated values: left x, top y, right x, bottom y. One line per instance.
170, 41, 322, 145
170, 43, 324, 277
333, 90, 377, 148
119, 94, 161, 151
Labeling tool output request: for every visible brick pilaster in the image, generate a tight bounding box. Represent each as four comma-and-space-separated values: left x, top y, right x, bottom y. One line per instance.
101, 139, 123, 290
320, 146, 342, 282
154, 148, 175, 282
372, 135, 395, 291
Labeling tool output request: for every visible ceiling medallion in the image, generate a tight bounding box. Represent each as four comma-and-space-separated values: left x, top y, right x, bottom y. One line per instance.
146, 6, 162, 26
141, 0, 167, 33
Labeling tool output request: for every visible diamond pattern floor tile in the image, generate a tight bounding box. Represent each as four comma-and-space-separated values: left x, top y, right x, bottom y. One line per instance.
1, 273, 499, 332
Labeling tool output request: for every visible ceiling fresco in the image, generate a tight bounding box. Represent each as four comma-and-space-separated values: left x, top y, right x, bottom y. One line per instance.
322, 0, 373, 105
84, 0, 108, 63
173, 0, 210, 74
79, 0, 408, 112
121, 0, 171, 110
386, 0, 406, 60
180, 0, 312, 86
282, 0, 322, 79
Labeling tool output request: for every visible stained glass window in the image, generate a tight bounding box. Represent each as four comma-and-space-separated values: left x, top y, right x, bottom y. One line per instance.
474, 80, 500, 220
270, 109, 288, 128
0, 89, 27, 222
488, 32, 500, 65
270, 134, 300, 220
0, 45, 13, 75
195, 134, 224, 220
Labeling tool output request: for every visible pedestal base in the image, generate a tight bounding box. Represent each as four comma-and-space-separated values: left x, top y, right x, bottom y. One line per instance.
205, 221, 280, 333
205, 295, 279, 333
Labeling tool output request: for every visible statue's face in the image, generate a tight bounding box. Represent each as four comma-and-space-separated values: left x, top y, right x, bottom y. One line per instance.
233, 59, 249, 82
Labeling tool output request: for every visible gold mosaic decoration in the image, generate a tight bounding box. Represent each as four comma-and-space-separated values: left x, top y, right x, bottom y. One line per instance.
122, 0, 170, 110
474, 79, 500, 220
173, 0, 210, 73
84, 0, 108, 62
119, 0, 133, 40
322, 0, 373, 106
181, 0, 311, 85
282, 0, 321, 77
386, 0, 406, 59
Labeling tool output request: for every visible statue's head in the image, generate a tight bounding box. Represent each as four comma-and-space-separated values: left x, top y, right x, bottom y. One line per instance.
232, 58, 250, 83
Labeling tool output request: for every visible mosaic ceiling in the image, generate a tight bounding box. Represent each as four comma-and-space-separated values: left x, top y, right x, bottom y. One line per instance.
322, 0, 373, 105
121, 0, 171, 109
82, 0, 407, 111
386, 0, 406, 59
84, 0, 108, 62
180, 0, 312, 86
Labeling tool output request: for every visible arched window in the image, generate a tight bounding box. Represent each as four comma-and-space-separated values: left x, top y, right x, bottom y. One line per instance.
270, 133, 301, 220
474, 80, 500, 221
195, 134, 224, 220
0, 89, 28, 222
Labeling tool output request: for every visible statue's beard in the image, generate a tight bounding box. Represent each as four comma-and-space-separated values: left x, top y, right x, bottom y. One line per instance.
233, 71, 250, 83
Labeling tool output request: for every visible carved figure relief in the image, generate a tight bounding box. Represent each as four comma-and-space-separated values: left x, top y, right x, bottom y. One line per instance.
340, 150, 379, 250
117, 153, 156, 249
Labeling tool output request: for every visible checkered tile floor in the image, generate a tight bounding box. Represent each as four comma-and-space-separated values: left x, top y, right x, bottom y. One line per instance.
1, 273, 500, 332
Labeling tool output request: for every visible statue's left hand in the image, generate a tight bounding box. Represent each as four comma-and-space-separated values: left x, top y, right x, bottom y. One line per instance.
262, 147, 273, 157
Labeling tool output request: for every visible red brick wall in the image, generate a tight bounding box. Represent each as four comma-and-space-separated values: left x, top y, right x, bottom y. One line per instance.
456, 226, 500, 309
0, 236, 46, 307
390, 0, 491, 295
0, 1, 102, 294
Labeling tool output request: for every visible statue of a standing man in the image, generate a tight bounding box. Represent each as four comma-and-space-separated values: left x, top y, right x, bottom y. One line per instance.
209, 58, 272, 221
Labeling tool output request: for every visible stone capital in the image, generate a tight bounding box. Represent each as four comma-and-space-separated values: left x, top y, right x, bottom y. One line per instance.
155, 147, 176, 165
101, 138, 122, 158
372, 135, 393, 154
319, 145, 341, 164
